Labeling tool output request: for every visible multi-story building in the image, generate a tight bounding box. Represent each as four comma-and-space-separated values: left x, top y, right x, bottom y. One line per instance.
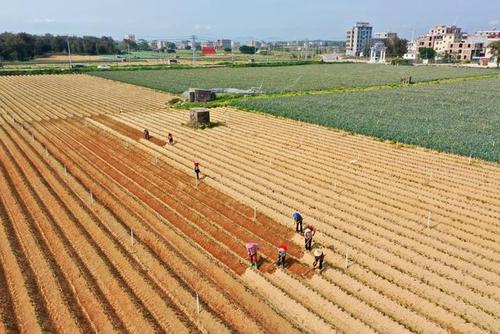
216, 39, 232, 50
448, 41, 485, 61
346, 22, 373, 56
486, 33, 500, 60
415, 25, 462, 52
434, 33, 461, 54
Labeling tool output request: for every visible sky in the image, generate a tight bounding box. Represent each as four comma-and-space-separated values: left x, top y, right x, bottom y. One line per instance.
0, 0, 499, 41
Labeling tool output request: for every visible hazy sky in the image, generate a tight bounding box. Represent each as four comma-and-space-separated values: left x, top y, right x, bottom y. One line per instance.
1, 0, 499, 41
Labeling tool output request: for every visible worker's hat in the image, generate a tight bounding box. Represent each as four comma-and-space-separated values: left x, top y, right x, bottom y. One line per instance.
314, 249, 323, 257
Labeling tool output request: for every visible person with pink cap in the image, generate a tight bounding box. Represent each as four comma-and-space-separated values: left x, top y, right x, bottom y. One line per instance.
246, 242, 259, 269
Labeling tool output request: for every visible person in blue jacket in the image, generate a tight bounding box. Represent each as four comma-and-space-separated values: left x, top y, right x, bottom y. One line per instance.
293, 212, 303, 233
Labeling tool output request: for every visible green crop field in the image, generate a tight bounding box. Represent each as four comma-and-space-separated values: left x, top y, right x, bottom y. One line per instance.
233, 77, 500, 161
90, 63, 497, 94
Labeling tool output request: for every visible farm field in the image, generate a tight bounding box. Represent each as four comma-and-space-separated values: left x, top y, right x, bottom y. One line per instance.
234, 77, 500, 161
90, 63, 498, 93
0, 74, 500, 333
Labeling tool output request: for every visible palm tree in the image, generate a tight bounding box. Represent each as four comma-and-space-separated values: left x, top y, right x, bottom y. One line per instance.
488, 40, 500, 68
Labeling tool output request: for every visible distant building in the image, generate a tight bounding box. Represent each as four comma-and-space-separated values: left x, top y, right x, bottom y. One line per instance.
231, 41, 241, 49
124, 34, 136, 43
320, 53, 341, 63
403, 40, 417, 60
415, 25, 462, 52
374, 32, 398, 40
216, 39, 232, 50
247, 40, 262, 49
448, 41, 485, 61
149, 40, 160, 50
175, 40, 191, 50
346, 22, 373, 57
201, 42, 217, 55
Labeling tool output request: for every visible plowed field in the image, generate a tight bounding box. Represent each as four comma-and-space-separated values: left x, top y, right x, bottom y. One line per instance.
0, 74, 499, 333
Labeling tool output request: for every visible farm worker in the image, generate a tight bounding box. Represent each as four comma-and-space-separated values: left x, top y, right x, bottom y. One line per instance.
194, 162, 201, 180
246, 242, 259, 269
292, 212, 303, 233
313, 249, 326, 270
167, 133, 174, 145
304, 226, 315, 250
143, 129, 150, 140
276, 244, 288, 270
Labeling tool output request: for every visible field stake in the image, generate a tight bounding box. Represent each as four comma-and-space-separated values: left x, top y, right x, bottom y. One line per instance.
44, 146, 48, 156
130, 228, 134, 245
427, 211, 432, 229
90, 190, 94, 204
196, 292, 200, 314
253, 206, 257, 222
63, 165, 67, 176
345, 249, 349, 269
31, 132, 34, 142
468, 156, 472, 165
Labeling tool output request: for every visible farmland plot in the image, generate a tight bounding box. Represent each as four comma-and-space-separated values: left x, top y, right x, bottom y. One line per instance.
234, 77, 500, 161
90, 63, 498, 93
0, 74, 499, 333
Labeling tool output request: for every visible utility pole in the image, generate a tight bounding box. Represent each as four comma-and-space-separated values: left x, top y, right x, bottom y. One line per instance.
191, 35, 196, 67
305, 39, 309, 61
67, 38, 73, 68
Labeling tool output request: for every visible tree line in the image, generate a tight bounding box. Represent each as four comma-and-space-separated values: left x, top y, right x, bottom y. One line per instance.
0, 32, 120, 61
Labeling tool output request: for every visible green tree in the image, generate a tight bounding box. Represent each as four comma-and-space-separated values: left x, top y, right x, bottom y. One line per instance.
136, 39, 151, 51
419, 47, 436, 60
488, 40, 500, 68
384, 37, 408, 57
239, 45, 256, 54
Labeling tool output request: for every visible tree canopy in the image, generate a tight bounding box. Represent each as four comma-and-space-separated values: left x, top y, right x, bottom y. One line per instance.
0, 32, 120, 61
419, 47, 436, 60
488, 40, 500, 68
239, 45, 256, 54
384, 37, 408, 58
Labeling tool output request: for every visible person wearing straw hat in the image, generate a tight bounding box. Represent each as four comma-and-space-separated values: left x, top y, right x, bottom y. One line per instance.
304, 225, 315, 250
246, 242, 259, 269
313, 249, 325, 270
276, 244, 288, 270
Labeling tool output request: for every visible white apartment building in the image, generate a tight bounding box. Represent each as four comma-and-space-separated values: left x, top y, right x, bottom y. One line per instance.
346, 22, 373, 57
